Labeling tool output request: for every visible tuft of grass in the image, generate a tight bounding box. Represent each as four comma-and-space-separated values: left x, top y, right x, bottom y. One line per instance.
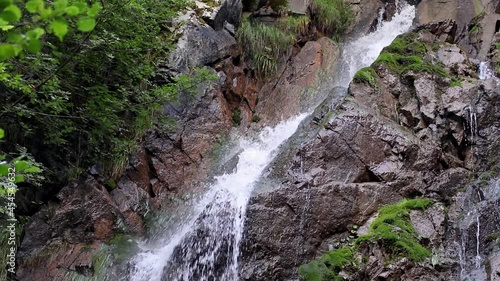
251, 114, 261, 123
309, 0, 354, 40
277, 15, 311, 35
450, 78, 463, 87
353, 67, 378, 88
232, 108, 242, 126
237, 20, 295, 77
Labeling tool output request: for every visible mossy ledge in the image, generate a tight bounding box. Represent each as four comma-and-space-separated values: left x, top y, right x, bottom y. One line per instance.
299, 198, 434, 281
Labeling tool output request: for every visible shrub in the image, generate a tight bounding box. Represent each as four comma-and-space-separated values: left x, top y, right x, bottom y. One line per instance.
309, 0, 354, 40
237, 20, 294, 76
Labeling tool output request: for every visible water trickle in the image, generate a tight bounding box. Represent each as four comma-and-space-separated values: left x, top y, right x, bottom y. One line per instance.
475, 214, 481, 269
478, 61, 495, 80
128, 2, 417, 281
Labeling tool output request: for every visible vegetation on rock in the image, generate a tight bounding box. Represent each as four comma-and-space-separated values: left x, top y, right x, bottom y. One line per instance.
353, 67, 378, 88
0, 0, 217, 189
374, 33, 449, 77
309, 0, 354, 40
237, 19, 294, 77
299, 199, 434, 281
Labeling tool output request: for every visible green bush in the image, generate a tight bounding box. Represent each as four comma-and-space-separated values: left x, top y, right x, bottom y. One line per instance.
0, 0, 218, 183
237, 19, 294, 76
309, 0, 354, 40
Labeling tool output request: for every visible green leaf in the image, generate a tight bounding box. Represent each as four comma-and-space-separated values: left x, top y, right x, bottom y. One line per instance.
66, 5, 79, 16
1, 4, 22, 22
26, 27, 45, 39
0, 24, 13, 30
54, 0, 68, 11
14, 174, 24, 183
26, 39, 42, 53
0, 164, 8, 176
50, 18, 68, 41
0, 0, 12, 10
7, 31, 23, 43
77, 17, 95, 32
25, 0, 43, 13
0, 128, 4, 139
14, 160, 29, 171
24, 166, 40, 173
0, 44, 16, 60
87, 3, 101, 17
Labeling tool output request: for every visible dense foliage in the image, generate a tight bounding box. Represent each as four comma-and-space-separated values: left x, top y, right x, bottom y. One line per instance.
0, 0, 214, 189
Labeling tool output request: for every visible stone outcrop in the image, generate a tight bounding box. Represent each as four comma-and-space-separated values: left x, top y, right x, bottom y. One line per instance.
241, 20, 500, 281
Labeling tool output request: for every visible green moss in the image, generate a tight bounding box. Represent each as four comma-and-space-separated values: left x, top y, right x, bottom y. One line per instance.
298, 199, 434, 281
374, 33, 449, 77
353, 67, 378, 88
496, 43, 500, 50
385, 34, 427, 57
299, 247, 355, 281
470, 24, 479, 33
232, 108, 242, 126
356, 199, 433, 262
309, 0, 354, 40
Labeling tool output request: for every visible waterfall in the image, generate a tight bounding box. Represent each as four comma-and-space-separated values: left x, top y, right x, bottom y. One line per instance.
128, 2, 417, 281
335, 2, 415, 87
478, 61, 495, 80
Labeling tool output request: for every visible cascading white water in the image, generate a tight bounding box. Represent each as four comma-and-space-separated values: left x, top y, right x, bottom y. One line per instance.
130, 114, 307, 281
128, 3, 416, 281
478, 61, 496, 80
335, 2, 415, 87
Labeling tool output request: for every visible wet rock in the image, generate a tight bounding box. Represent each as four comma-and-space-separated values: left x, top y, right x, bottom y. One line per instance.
256, 38, 340, 124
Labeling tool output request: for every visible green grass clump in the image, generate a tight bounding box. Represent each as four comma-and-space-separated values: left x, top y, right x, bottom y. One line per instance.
309, 0, 354, 40
356, 198, 433, 262
237, 20, 295, 76
450, 78, 463, 87
353, 67, 378, 87
277, 15, 310, 35
299, 247, 355, 281
232, 108, 242, 126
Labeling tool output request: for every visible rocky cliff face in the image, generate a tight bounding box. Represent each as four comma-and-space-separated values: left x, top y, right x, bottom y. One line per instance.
13, 0, 381, 279
241, 14, 500, 281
